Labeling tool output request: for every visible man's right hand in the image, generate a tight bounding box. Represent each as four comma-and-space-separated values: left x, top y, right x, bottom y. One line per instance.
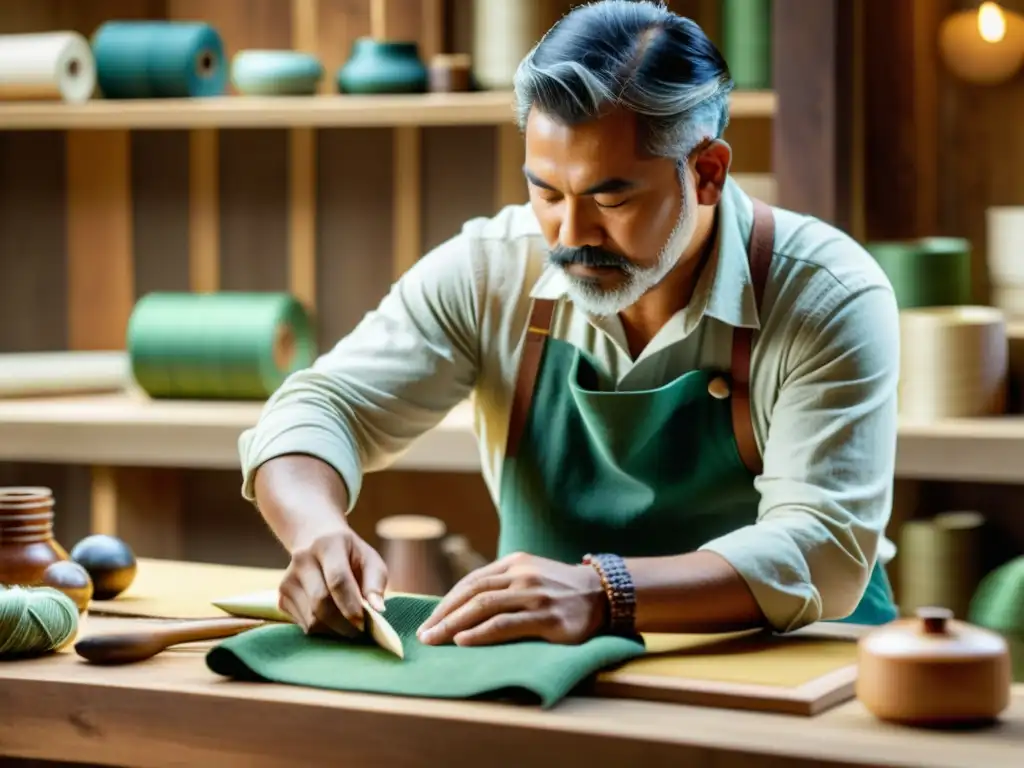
278, 524, 389, 638
252, 454, 388, 638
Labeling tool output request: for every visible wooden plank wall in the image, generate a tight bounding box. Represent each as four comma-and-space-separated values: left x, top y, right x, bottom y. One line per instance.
0, 0, 773, 569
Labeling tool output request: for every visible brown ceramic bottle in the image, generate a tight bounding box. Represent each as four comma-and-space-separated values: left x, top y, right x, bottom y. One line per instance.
0, 486, 70, 587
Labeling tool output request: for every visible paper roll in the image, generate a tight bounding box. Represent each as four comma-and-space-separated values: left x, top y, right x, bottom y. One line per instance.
898, 306, 1008, 421
472, 0, 543, 90
0, 32, 96, 104
0, 351, 129, 397
987, 207, 1024, 320
898, 511, 986, 620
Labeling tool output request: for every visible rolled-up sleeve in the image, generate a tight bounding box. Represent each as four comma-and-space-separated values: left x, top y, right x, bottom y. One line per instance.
701, 283, 900, 632
238, 231, 484, 510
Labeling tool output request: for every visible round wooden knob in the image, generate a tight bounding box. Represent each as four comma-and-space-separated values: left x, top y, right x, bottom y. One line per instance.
707, 376, 731, 400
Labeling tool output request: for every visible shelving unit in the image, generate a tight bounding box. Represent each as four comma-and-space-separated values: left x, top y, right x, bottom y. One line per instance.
0, 0, 784, 566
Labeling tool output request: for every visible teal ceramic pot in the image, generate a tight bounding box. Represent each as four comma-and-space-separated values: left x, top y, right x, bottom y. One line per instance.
336, 38, 428, 94
231, 50, 323, 95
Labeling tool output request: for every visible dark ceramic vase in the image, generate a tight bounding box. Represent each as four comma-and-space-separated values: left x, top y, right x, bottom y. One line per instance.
336, 38, 428, 94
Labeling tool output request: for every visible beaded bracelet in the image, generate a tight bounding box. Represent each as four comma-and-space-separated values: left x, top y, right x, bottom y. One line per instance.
582, 553, 636, 636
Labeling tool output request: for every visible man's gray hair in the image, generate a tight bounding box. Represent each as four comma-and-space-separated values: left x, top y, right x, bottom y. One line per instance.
512, 0, 734, 160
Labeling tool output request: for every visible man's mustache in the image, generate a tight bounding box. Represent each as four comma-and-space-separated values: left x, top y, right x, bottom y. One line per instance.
549, 245, 631, 271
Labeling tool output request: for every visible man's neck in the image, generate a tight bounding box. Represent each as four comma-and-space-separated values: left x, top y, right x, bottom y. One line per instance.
618, 209, 719, 359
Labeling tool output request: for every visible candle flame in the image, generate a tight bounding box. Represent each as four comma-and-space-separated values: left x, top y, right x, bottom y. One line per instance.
979, 1, 1007, 43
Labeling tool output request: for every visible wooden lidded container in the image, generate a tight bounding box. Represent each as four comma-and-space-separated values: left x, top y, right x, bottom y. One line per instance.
0, 486, 70, 587
856, 606, 1012, 727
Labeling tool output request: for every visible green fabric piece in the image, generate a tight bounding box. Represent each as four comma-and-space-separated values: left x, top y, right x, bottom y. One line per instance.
206, 595, 645, 709
498, 337, 898, 627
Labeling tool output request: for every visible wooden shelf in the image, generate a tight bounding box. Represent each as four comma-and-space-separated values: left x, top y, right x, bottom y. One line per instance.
895, 416, 1024, 484
2, 392, 1024, 483
0, 394, 479, 473
0, 91, 777, 131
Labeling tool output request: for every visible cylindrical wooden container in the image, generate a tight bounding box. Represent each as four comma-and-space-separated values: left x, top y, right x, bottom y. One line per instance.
0, 487, 70, 587
898, 306, 1008, 421
375, 515, 454, 597
898, 511, 985, 620
429, 53, 472, 92
857, 607, 1012, 727
471, 0, 544, 90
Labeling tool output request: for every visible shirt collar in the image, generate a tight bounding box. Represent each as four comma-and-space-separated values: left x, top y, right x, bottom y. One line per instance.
529, 176, 762, 330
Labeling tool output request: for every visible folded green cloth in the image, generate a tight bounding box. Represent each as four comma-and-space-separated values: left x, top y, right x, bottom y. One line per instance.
206, 595, 645, 708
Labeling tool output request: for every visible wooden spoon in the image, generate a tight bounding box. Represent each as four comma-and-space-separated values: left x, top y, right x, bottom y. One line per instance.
75, 617, 264, 665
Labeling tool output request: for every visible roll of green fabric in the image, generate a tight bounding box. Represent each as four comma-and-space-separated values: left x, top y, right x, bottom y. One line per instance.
92, 21, 227, 98
865, 237, 972, 309
206, 595, 645, 709
969, 556, 1024, 681
127, 292, 316, 400
722, 0, 772, 90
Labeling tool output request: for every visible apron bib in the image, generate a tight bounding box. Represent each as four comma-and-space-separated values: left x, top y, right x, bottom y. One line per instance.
498, 199, 896, 627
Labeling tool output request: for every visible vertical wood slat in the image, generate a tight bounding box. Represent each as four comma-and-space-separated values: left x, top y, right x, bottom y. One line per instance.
860, 0, 950, 242
771, 0, 857, 232
392, 126, 422, 280
66, 129, 184, 555
66, 130, 135, 351
291, 0, 319, 311
495, 123, 527, 210
188, 129, 220, 292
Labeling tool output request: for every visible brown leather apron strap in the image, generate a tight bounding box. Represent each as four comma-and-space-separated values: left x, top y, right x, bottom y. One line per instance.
730, 198, 776, 475
505, 298, 557, 458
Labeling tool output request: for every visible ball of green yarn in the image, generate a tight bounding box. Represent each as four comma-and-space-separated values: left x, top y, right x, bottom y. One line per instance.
0, 584, 79, 657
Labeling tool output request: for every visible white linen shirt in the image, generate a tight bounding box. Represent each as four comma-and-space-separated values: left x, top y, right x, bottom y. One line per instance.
238, 177, 901, 633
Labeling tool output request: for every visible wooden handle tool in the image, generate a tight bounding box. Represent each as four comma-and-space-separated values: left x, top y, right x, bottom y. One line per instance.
75, 617, 264, 665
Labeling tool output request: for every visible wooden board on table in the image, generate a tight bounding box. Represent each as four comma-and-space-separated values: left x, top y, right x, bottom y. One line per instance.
87, 558, 282, 619
594, 623, 866, 716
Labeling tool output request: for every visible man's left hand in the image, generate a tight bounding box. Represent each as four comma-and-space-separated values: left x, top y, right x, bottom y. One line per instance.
416, 552, 608, 646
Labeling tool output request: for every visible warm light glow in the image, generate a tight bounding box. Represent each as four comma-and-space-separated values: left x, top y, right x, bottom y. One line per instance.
979, 1, 1007, 43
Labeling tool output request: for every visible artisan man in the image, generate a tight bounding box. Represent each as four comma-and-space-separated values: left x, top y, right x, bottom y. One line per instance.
239, 0, 901, 646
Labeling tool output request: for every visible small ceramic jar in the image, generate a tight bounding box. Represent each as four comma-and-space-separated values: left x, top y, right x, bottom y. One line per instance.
0, 487, 70, 588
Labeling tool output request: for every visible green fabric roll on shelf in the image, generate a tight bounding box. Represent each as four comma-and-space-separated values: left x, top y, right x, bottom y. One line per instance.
92, 21, 227, 98
722, 0, 772, 90
969, 556, 1024, 682
206, 595, 646, 709
865, 237, 972, 309
127, 292, 316, 400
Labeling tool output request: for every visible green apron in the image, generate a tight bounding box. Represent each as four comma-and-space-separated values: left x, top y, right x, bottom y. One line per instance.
497, 200, 897, 628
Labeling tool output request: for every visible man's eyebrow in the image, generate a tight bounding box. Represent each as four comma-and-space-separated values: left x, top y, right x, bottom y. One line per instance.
523, 168, 637, 196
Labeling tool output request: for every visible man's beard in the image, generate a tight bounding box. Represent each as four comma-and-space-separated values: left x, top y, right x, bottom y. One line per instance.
550, 165, 698, 317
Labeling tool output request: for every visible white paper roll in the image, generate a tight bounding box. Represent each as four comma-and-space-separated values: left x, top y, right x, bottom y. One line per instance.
898, 306, 1008, 421
472, 0, 543, 90
0, 351, 129, 397
0, 32, 96, 104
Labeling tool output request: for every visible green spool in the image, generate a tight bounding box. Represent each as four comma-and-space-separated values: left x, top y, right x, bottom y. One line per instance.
722, 0, 773, 90
127, 292, 317, 400
865, 237, 972, 309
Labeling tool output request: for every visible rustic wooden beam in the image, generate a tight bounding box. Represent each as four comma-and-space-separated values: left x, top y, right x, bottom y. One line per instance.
771, 0, 858, 235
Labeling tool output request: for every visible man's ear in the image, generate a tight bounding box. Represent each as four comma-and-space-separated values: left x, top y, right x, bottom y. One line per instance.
693, 139, 732, 206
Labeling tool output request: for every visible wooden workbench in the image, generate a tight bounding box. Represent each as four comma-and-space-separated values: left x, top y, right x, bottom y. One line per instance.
0, 612, 1021, 768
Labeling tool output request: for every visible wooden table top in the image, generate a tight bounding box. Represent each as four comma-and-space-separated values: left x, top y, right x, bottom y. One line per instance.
0, 614, 1022, 768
